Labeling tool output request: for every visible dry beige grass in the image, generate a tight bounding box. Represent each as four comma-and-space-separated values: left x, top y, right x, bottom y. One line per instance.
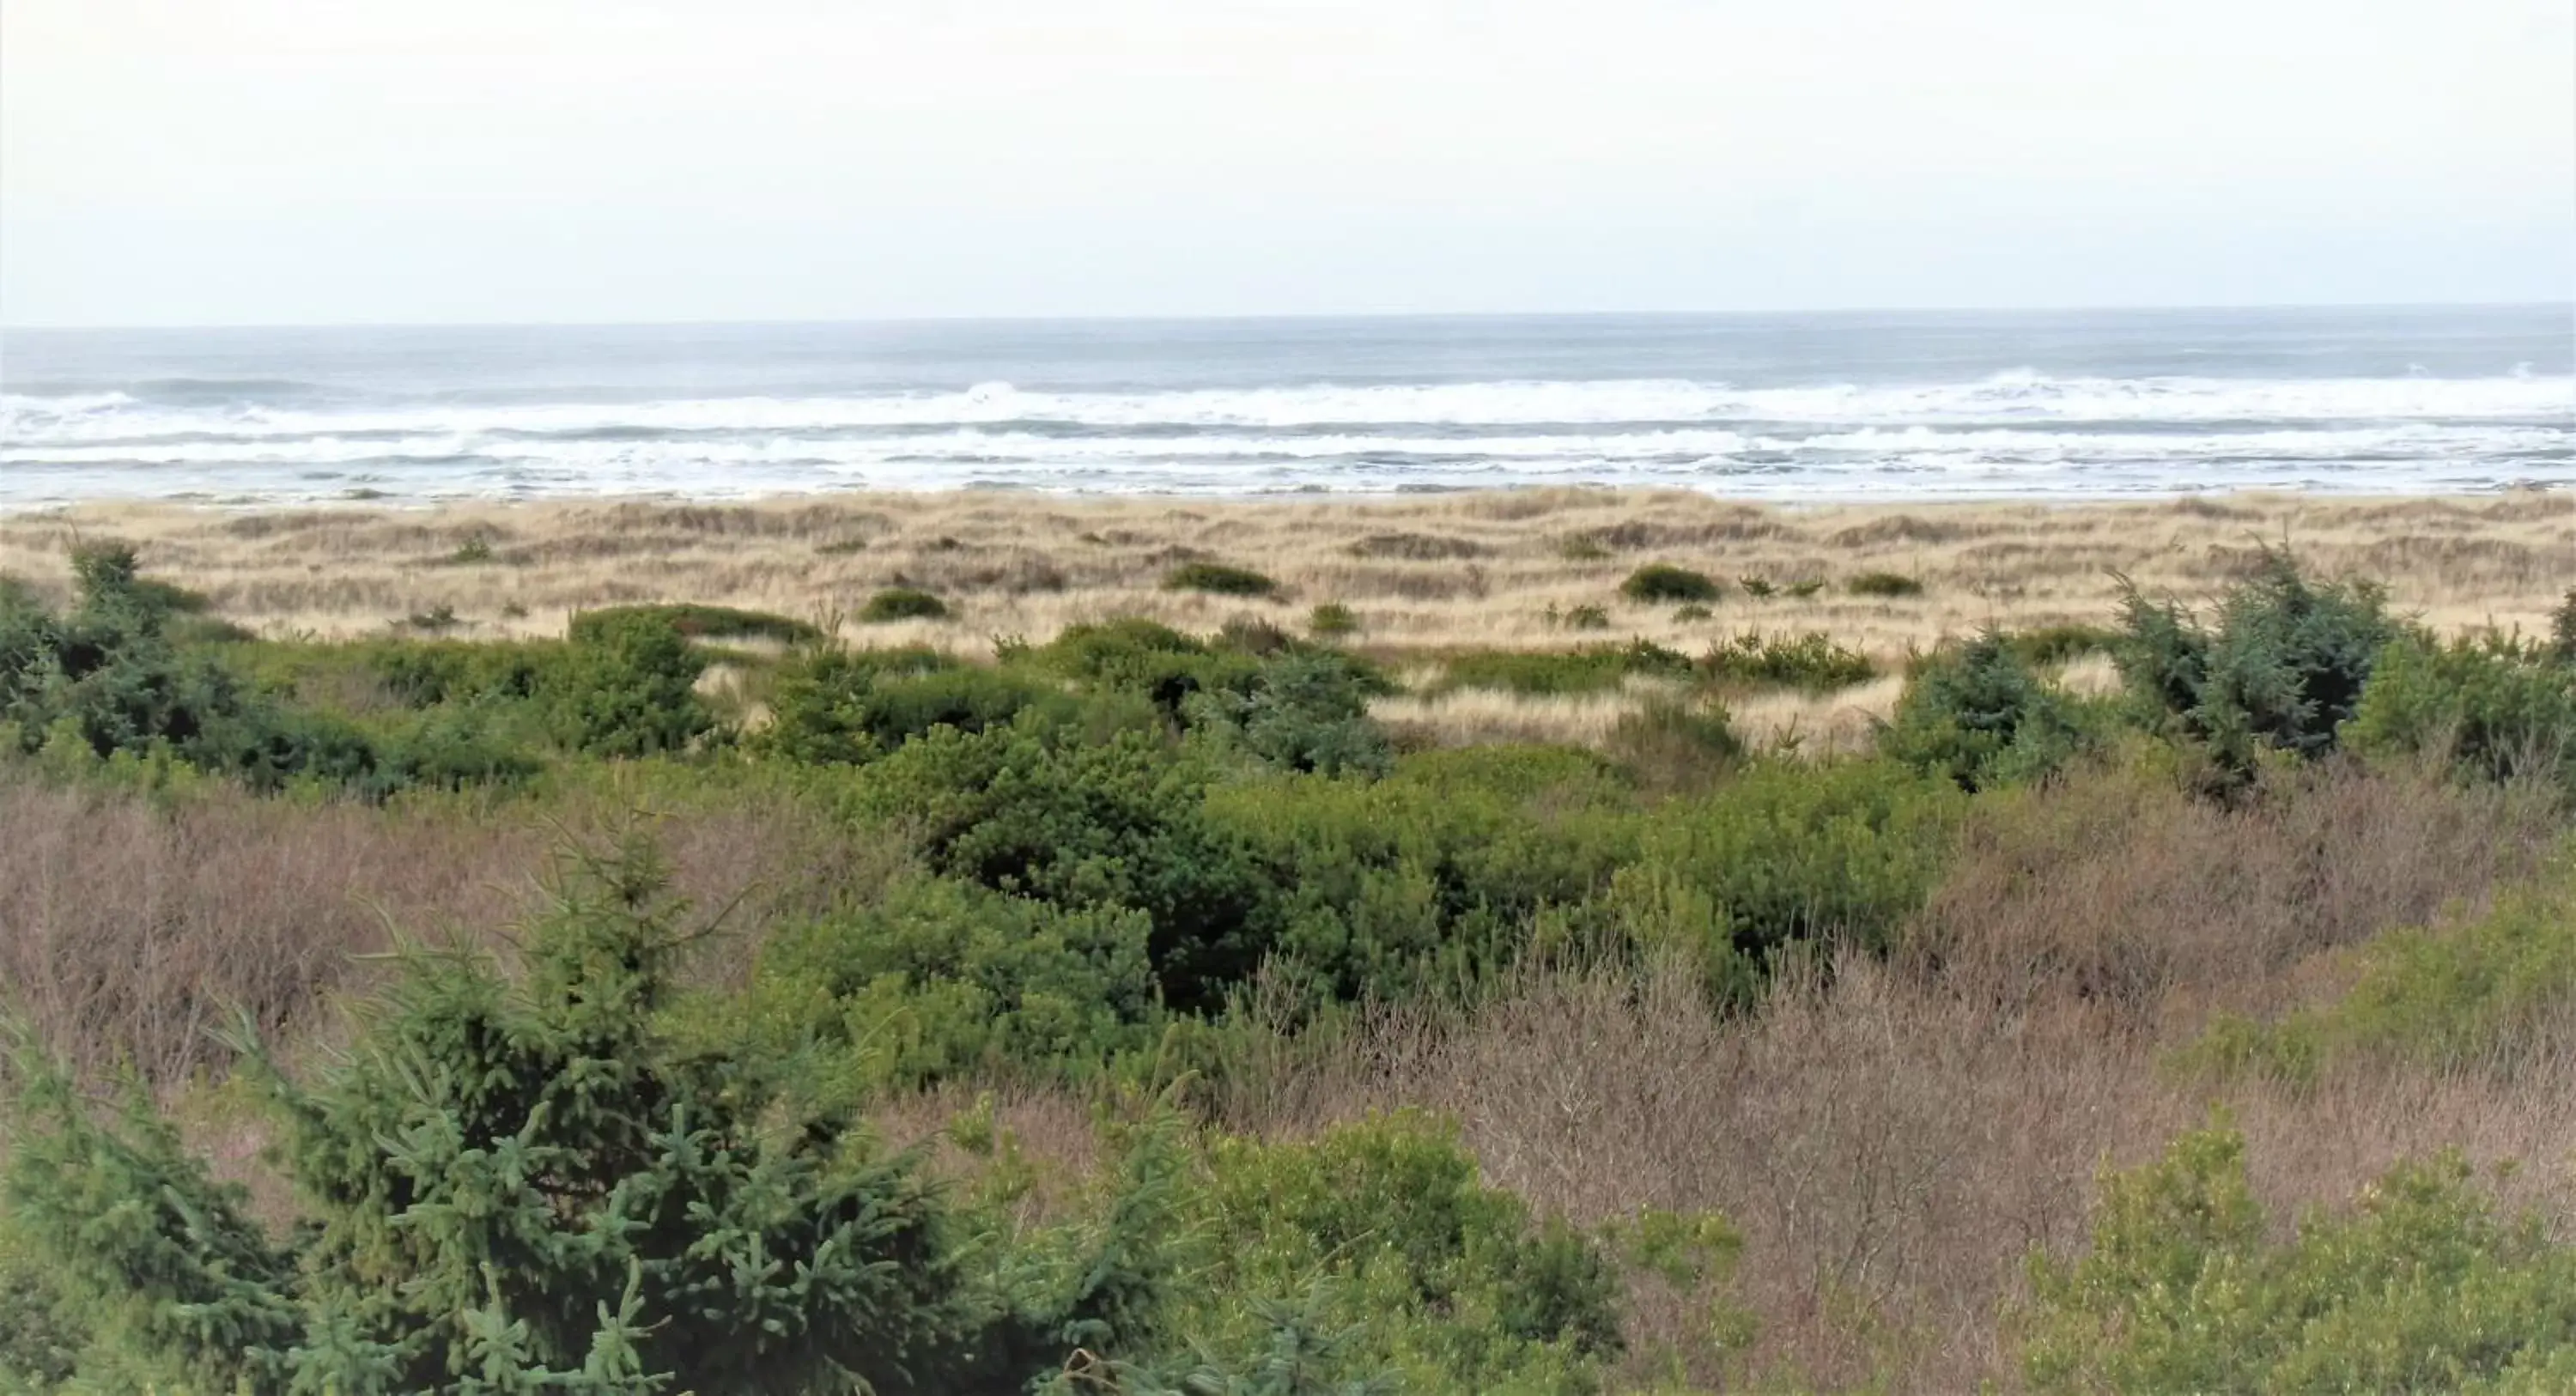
11, 487, 2561, 750
5, 489, 2566, 650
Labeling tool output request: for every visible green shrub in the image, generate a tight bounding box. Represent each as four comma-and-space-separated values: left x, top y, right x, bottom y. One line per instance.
1308, 602, 1360, 638
2117, 550, 2395, 774
732, 876, 1163, 1094
0, 840, 1161, 1393
1700, 631, 1874, 691
760, 645, 1058, 765
1170, 1113, 1625, 1391
1624, 759, 1962, 992
443, 535, 496, 565
1846, 571, 1923, 598
1785, 579, 1824, 599
1672, 603, 1713, 622
1208, 765, 1636, 1003
368, 638, 561, 708
1183, 652, 1395, 779
1028, 617, 1261, 717
1880, 634, 2095, 791
0, 549, 407, 795
2175, 864, 2576, 1083
1437, 640, 1693, 696
1738, 577, 1776, 599
861, 724, 1273, 1012
860, 586, 951, 622
2346, 631, 2576, 790
1556, 604, 1611, 631
578, 602, 822, 645
550, 609, 712, 756
1619, 564, 1720, 604
1165, 562, 1279, 598
1557, 535, 1612, 562
2019, 1120, 2576, 1394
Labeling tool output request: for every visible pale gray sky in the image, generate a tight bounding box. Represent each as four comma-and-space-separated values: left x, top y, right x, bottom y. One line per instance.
3, 0, 2570, 326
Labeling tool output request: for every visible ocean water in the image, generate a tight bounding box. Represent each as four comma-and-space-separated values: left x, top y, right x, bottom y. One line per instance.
3, 306, 2569, 506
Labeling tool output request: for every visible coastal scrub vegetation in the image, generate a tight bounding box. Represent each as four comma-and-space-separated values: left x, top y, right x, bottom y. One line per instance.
4, 539, 2576, 1391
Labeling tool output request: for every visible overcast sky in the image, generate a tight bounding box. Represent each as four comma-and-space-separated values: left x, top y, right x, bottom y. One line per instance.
3, 0, 2570, 326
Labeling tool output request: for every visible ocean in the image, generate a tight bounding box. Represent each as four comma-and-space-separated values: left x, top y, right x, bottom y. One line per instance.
2, 306, 2569, 506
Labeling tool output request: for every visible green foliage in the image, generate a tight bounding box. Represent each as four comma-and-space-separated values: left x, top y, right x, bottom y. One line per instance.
0, 543, 415, 796
1556, 535, 1612, 562
0, 841, 1178, 1394
444, 535, 498, 566
1210, 759, 1636, 1003
577, 602, 822, 645
1162, 1113, 1626, 1393
1554, 604, 1612, 631
1737, 577, 1776, 599
1623, 759, 1962, 986
551, 609, 712, 756
1183, 652, 1394, 780
1620, 564, 1721, 604
2020, 1120, 2576, 1394
1845, 572, 1923, 598
2177, 861, 2576, 1083
759, 645, 1058, 765
2117, 551, 2395, 774
1699, 631, 1874, 692
1164, 562, 1279, 598
2346, 631, 2576, 790
1027, 618, 1261, 717
1437, 640, 1694, 696
732, 876, 1163, 1095
1880, 634, 2096, 791
1671, 604, 1713, 622
860, 586, 951, 622
861, 724, 1273, 1012
1306, 602, 1359, 639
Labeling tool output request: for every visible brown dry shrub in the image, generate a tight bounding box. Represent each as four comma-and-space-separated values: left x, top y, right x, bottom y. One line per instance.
1902, 759, 2557, 1026
0, 777, 899, 1084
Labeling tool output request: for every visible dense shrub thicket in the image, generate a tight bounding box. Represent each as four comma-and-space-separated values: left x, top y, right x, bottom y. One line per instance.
6, 545, 2573, 1390
2345, 631, 2576, 792
2180, 855, 2576, 1084
2020, 1122, 2576, 1394
0, 846, 1728, 1395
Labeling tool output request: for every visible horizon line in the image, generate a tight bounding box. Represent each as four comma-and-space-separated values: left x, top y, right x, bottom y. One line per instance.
6, 298, 2571, 336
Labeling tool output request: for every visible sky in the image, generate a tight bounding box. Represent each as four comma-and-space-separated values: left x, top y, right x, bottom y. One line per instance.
3, 0, 2571, 326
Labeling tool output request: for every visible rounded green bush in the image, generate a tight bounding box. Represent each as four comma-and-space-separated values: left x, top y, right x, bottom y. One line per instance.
1846, 571, 1925, 598
1163, 561, 1279, 597
859, 587, 950, 622
1619, 563, 1721, 604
